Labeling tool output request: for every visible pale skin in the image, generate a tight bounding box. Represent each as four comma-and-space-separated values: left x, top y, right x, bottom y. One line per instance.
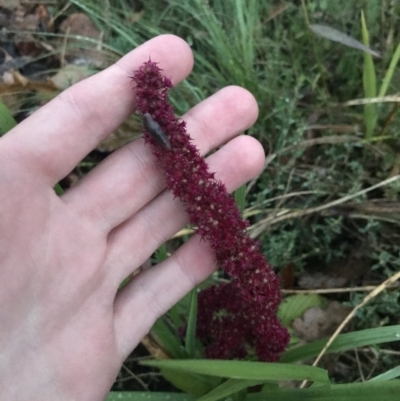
0, 35, 263, 400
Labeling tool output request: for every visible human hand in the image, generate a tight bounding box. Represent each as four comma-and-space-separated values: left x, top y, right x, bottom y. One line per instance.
0, 35, 262, 401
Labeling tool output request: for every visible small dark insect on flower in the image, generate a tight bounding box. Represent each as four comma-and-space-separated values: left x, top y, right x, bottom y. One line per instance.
142, 112, 172, 150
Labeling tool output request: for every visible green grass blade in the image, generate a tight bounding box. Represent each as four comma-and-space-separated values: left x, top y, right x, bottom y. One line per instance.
154, 327, 221, 397
106, 392, 195, 401
151, 318, 187, 359
280, 325, 400, 363
185, 287, 198, 357
369, 366, 400, 382
310, 24, 380, 57
142, 359, 330, 384
198, 378, 263, 401
160, 368, 220, 396
54, 183, 64, 195
105, 381, 400, 401
379, 41, 400, 98
155, 243, 168, 263
361, 10, 377, 140
234, 184, 246, 214
247, 380, 400, 401
0, 101, 17, 135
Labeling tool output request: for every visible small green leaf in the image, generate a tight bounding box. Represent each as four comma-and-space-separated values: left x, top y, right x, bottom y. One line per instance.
54, 183, 64, 195
167, 291, 193, 330
151, 318, 187, 359
277, 294, 326, 327
281, 325, 400, 363
142, 359, 330, 384
0, 101, 17, 135
234, 184, 246, 214
155, 243, 168, 262
185, 287, 198, 357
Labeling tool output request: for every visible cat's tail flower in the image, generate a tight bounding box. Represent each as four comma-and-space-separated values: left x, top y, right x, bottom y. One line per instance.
132, 60, 289, 361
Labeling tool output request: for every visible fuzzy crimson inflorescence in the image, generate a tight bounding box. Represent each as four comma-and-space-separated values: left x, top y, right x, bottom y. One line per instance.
132, 60, 289, 361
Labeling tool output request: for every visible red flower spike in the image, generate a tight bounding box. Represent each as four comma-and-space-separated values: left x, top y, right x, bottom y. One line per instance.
132, 60, 289, 361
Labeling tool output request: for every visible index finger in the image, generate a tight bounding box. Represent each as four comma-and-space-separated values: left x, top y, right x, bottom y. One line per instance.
0, 35, 193, 185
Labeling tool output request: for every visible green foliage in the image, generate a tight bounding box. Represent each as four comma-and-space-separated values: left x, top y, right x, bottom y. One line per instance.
155, 243, 168, 263
0, 101, 17, 134
379, 42, 400, 98
277, 294, 326, 327
248, 381, 400, 401
160, 368, 220, 397
150, 318, 187, 359
185, 288, 199, 358
106, 380, 400, 401
370, 366, 400, 382
280, 325, 400, 363
197, 379, 263, 401
234, 185, 246, 215
54, 183, 64, 195
115, 325, 400, 399
361, 11, 377, 139
106, 393, 194, 401
142, 359, 330, 384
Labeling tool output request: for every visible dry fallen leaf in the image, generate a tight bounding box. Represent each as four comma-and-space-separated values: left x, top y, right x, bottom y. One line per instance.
50, 64, 94, 90
292, 301, 351, 342
59, 13, 107, 68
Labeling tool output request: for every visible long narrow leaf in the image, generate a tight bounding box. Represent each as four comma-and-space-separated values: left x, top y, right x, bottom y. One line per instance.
106, 392, 195, 401
142, 359, 330, 384
310, 24, 380, 57
185, 287, 198, 357
247, 380, 400, 401
151, 318, 187, 359
369, 366, 400, 382
198, 379, 263, 401
234, 184, 246, 214
280, 325, 400, 363
160, 368, 220, 396
106, 381, 400, 401
361, 11, 377, 139
379, 41, 400, 98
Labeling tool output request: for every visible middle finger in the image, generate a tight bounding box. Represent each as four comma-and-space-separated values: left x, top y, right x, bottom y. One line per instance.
62, 86, 258, 233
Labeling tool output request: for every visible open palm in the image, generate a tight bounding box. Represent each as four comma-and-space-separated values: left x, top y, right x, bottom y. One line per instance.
0, 35, 263, 401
